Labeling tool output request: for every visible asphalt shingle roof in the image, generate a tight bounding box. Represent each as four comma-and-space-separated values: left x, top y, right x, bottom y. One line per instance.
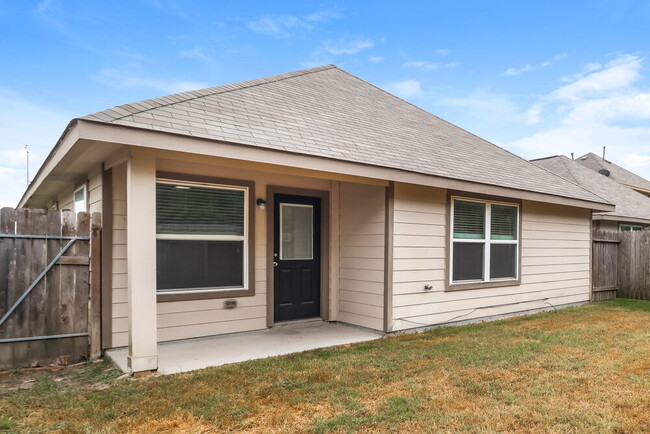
532, 155, 650, 222
576, 152, 650, 193
82, 65, 607, 204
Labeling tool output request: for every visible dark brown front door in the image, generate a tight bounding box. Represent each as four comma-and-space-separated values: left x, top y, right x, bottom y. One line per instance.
273, 194, 321, 322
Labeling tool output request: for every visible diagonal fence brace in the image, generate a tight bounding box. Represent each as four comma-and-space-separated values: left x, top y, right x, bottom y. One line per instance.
0, 238, 76, 328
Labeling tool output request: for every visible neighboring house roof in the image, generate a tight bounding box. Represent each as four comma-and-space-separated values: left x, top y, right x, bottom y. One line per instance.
532, 155, 650, 223
576, 152, 650, 194
78, 65, 607, 205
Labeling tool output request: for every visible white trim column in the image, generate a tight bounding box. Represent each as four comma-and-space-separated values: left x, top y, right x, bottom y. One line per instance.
126, 150, 158, 374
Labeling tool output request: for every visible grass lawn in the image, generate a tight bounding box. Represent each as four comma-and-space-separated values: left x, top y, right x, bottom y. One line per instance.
1, 299, 649, 433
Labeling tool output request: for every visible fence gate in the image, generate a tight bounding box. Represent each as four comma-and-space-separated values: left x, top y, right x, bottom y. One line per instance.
591, 229, 619, 301
0, 208, 101, 370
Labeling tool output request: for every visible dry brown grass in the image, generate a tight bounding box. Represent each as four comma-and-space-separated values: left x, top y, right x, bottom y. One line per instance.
1, 299, 649, 433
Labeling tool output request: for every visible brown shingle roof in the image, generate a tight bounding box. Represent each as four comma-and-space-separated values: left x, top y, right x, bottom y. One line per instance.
532, 155, 650, 222
82, 65, 607, 204
576, 152, 650, 193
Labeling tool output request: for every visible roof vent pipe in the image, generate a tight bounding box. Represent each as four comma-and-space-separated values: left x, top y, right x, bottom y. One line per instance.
571, 152, 574, 160
603, 146, 606, 161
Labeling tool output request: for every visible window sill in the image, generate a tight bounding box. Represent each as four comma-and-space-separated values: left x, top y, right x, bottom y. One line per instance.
157, 288, 254, 302
445, 278, 520, 292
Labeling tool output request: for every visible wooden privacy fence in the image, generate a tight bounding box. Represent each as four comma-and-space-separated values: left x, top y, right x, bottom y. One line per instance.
618, 230, 650, 300
592, 229, 620, 301
592, 228, 650, 302
0, 208, 101, 370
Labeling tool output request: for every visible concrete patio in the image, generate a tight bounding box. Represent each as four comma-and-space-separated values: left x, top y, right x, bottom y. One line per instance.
106, 320, 383, 374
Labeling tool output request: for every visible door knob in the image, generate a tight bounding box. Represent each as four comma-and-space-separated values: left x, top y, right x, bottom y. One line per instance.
273, 261, 278, 267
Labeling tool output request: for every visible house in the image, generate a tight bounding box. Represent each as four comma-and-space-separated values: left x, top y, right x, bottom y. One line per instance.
19, 65, 614, 374
576, 152, 650, 199
532, 155, 650, 231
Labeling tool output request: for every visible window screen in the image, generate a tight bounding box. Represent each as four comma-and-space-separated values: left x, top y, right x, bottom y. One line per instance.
452, 242, 484, 281
451, 197, 519, 285
156, 180, 247, 292
157, 183, 244, 235
157, 240, 243, 290
453, 200, 485, 239
490, 244, 517, 279
491, 205, 517, 240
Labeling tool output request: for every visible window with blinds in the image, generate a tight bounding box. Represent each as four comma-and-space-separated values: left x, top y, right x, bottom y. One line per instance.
451, 197, 519, 285
491, 205, 517, 240
156, 180, 248, 292
453, 200, 485, 239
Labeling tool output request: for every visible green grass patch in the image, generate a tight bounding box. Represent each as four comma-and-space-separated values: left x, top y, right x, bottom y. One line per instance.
1, 300, 649, 432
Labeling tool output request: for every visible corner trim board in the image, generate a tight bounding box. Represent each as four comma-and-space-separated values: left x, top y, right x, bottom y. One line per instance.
383, 182, 394, 333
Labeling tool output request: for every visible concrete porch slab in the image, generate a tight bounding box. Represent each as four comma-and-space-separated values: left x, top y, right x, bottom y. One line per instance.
106, 321, 383, 375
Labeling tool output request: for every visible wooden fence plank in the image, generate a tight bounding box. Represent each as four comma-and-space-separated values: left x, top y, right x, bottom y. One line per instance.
28, 209, 48, 366
59, 210, 76, 364
89, 213, 102, 358
0, 208, 100, 370
0, 208, 16, 369
44, 210, 62, 365
73, 212, 91, 361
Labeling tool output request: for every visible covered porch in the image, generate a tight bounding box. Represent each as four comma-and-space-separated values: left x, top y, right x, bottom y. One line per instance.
107, 147, 390, 374
106, 320, 382, 375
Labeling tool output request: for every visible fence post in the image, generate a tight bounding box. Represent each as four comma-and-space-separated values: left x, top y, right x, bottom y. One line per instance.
88, 213, 102, 359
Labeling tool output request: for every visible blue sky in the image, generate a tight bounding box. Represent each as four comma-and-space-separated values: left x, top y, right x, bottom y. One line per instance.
1, 0, 650, 206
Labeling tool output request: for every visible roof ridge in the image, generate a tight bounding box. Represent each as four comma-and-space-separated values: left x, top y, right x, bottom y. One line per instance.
532, 155, 613, 205
557, 155, 580, 184
334, 70, 607, 202
94, 64, 337, 123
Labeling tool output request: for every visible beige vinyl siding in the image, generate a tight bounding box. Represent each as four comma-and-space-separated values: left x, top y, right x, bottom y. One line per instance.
390, 183, 591, 332
88, 165, 102, 214
57, 187, 74, 211
153, 157, 336, 343
111, 163, 129, 347
338, 182, 385, 331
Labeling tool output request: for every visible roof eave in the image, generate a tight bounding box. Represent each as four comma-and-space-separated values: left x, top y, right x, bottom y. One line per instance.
592, 214, 650, 224
18, 118, 80, 208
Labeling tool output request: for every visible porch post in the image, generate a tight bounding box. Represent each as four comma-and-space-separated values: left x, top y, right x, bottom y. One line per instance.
126, 150, 158, 374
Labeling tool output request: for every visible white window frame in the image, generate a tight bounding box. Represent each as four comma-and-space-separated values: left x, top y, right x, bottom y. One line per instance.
73, 184, 87, 213
619, 224, 643, 232
155, 178, 249, 294
449, 196, 519, 286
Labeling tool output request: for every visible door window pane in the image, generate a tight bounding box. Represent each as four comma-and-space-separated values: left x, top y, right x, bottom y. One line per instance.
452, 242, 484, 281
280, 204, 313, 260
157, 240, 244, 290
490, 244, 517, 279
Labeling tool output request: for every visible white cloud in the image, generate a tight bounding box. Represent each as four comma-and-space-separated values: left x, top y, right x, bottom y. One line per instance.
369, 56, 385, 63
551, 55, 641, 101
384, 80, 423, 98
523, 103, 544, 125
301, 37, 379, 67
507, 55, 650, 180
35, 0, 54, 14
180, 47, 218, 68
322, 38, 375, 55
434, 49, 450, 56
404, 61, 439, 71
92, 66, 208, 94
503, 54, 567, 76
246, 11, 341, 38
504, 64, 534, 76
